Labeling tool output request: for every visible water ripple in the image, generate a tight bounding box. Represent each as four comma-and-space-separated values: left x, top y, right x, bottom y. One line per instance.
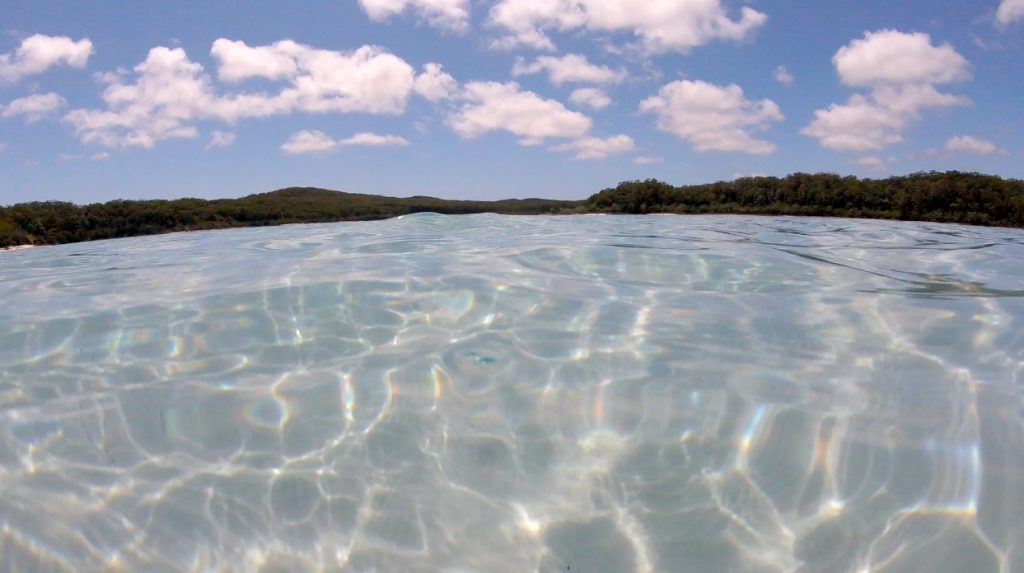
0, 214, 1022, 572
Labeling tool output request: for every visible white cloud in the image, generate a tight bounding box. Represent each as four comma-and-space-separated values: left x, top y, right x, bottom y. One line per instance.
773, 65, 793, 86
65, 40, 418, 148
1, 92, 67, 122
802, 87, 969, 152
942, 135, 1007, 155
91, 151, 110, 160
550, 134, 634, 159
852, 155, 887, 170
802, 95, 907, 151
281, 129, 337, 154
446, 81, 591, 145
206, 130, 236, 149
869, 83, 969, 114
997, 0, 1024, 25
568, 87, 612, 110
833, 30, 970, 87
803, 30, 972, 152
338, 132, 410, 146
210, 39, 416, 115
639, 79, 782, 154
633, 155, 663, 164
488, 0, 766, 52
0, 34, 93, 84
64, 47, 209, 148
357, 0, 469, 31
280, 130, 409, 154
512, 54, 626, 85
414, 63, 458, 101
210, 38, 298, 82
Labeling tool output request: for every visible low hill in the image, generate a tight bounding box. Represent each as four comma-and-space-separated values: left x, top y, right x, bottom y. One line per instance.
2, 172, 1022, 248
0, 188, 578, 247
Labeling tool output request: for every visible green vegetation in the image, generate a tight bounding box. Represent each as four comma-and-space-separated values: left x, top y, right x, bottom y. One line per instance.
2, 171, 1022, 248
0, 188, 576, 247
586, 171, 1024, 226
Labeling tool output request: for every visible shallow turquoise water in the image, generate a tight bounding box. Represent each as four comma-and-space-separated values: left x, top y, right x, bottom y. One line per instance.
1, 213, 1023, 572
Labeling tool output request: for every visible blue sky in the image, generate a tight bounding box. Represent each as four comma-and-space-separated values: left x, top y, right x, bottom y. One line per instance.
1, 0, 1022, 204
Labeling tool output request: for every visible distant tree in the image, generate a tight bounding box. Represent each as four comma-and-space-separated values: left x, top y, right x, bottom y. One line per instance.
585, 171, 1023, 227
0, 188, 579, 246
1, 172, 1020, 247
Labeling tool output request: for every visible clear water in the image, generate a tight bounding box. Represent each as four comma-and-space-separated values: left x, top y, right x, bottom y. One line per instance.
1, 214, 1023, 573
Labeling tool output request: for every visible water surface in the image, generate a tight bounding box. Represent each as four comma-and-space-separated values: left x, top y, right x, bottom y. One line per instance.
1, 214, 1022, 572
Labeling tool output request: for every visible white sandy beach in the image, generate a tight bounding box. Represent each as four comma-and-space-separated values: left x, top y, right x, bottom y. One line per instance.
0, 245, 35, 253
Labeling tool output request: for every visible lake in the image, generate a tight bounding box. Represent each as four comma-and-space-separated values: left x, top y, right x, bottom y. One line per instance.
1, 214, 1022, 572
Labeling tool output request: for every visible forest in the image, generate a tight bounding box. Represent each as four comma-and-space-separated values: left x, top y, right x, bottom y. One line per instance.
584, 171, 1024, 226
0, 188, 576, 247
1, 171, 1021, 247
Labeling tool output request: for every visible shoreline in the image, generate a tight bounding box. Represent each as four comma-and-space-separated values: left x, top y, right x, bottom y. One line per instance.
0, 244, 35, 253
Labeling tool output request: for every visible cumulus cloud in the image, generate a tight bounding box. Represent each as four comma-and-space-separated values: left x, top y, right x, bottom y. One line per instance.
64, 47, 210, 148
65, 40, 418, 148
488, 0, 766, 52
1, 92, 67, 122
550, 134, 634, 159
446, 81, 591, 145
773, 65, 793, 85
210, 39, 416, 114
868, 83, 969, 113
568, 87, 611, 110
802, 95, 907, 151
639, 79, 782, 154
338, 132, 410, 146
206, 130, 236, 149
633, 155, 663, 164
942, 135, 1007, 155
803, 30, 971, 152
414, 63, 458, 101
0, 34, 93, 84
512, 54, 626, 85
281, 129, 337, 154
833, 30, 970, 87
447, 82, 628, 160
357, 0, 470, 31
210, 38, 298, 82
997, 0, 1024, 25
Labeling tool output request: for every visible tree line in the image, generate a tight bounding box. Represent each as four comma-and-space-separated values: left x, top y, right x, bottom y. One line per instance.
584, 171, 1024, 226
0, 188, 576, 247
2, 171, 1021, 247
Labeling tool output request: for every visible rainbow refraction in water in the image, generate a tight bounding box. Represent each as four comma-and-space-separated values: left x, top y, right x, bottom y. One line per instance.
0, 213, 1022, 572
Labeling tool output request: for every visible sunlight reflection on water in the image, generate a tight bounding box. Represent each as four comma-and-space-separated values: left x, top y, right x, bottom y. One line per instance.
0, 214, 1022, 572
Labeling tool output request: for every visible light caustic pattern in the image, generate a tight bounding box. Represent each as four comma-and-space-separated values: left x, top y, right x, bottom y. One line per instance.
0, 214, 1022, 572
